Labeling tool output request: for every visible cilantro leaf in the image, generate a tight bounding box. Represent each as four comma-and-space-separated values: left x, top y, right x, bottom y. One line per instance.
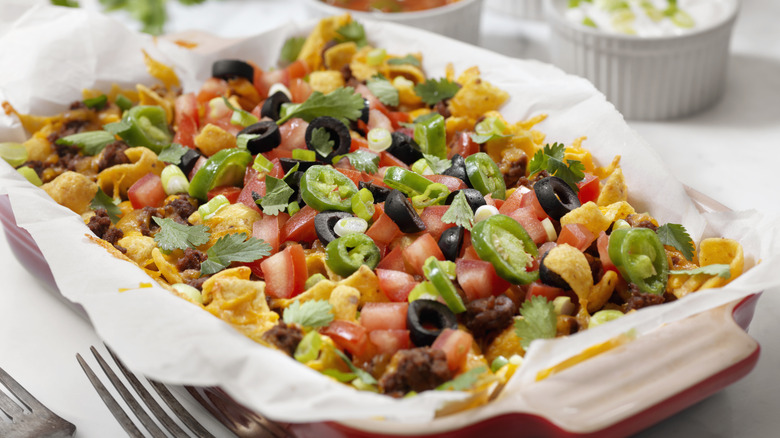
201, 233, 271, 275
55, 130, 116, 156
366, 77, 399, 107
280, 36, 306, 63
470, 117, 511, 144
51, 0, 80, 7
441, 190, 474, 231
338, 150, 380, 174
423, 153, 452, 174
334, 349, 378, 385
671, 264, 731, 279
276, 87, 365, 126
152, 217, 210, 252
90, 188, 121, 223
527, 143, 585, 191
387, 54, 421, 67
336, 21, 368, 47
437, 366, 487, 391
514, 296, 557, 350
414, 78, 460, 106
656, 223, 695, 261
260, 176, 294, 216
309, 127, 335, 158
283, 300, 334, 329
157, 143, 189, 164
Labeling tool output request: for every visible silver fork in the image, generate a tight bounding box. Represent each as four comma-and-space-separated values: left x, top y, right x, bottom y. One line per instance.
0, 366, 76, 438
76, 346, 216, 438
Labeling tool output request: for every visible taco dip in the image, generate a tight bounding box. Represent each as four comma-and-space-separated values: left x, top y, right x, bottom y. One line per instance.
1, 7, 776, 437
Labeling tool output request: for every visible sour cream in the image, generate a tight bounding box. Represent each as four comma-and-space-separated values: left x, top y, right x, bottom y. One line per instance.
565, 0, 730, 37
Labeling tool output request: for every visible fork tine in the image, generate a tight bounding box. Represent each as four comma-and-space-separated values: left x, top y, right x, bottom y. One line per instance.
0, 370, 26, 420
0, 366, 44, 412
76, 352, 145, 438
148, 380, 216, 438
104, 346, 196, 438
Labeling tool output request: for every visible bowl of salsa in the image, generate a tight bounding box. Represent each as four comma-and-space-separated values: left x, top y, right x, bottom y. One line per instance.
303, 0, 484, 44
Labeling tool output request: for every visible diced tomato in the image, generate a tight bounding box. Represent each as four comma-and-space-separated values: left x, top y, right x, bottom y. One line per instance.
350, 137, 368, 152
366, 213, 400, 246
376, 269, 418, 302
237, 176, 264, 214
597, 231, 616, 272
196, 77, 228, 106
288, 77, 312, 103
280, 205, 318, 243
577, 173, 600, 205
431, 329, 472, 372
360, 302, 408, 331
207, 186, 242, 204
128, 173, 166, 209
379, 151, 409, 169
173, 93, 199, 149
402, 233, 445, 277
336, 168, 363, 186
521, 189, 548, 220
368, 108, 393, 132
278, 118, 308, 151
268, 158, 284, 179
526, 281, 565, 301
419, 205, 455, 241
507, 207, 547, 245
188, 156, 207, 180
557, 223, 596, 251
369, 330, 410, 355
257, 67, 288, 95
261, 244, 307, 298
485, 194, 504, 210
201, 97, 240, 135
386, 111, 410, 130
455, 258, 511, 301
461, 245, 480, 261
250, 61, 268, 99
321, 320, 368, 357
253, 213, 289, 255
286, 59, 310, 81
376, 246, 407, 273
448, 131, 479, 158
424, 174, 467, 192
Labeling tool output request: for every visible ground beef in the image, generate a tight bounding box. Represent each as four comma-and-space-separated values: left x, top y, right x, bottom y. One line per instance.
19, 160, 45, 178
160, 196, 198, 225
625, 214, 658, 232
584, 252, 604, 284
261, 321, 304, 357
186, 275, 210, 291
176, 248, 207, 272
86, 209, 126, 252
379, 348, 452, 398
69, 100, 87, 110
340, 64, 354, 83
624, 284, 665, 311
434, 100, 452, 118
97, 141, 130, 171
462, 295, 516, 339
48, 119, 90, 144
498, 148, 528, 188
136, 207, 162, 237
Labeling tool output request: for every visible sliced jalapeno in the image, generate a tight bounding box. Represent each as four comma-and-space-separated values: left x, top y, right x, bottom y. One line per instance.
383, 166, 432, 197
411, 183, 450, 209
422, 256, 465, 314
608, 227, 669, 295
471, 214, 539, 285
188, 148, 252, 201
326, 233, 381, 277
104, 105, 172, 154
350, 188, 375, 222
413, 113, 446, 159
465, 152, 506, 200
300, 165, 358, 212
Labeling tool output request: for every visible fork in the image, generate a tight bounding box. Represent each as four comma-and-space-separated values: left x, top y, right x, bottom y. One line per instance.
0, 366, 76, 438
76, 346, 216, 438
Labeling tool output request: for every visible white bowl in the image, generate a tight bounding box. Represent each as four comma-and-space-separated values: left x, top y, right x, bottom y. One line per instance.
301, 0, 485, 44
486, 0, 544, 21
545, 0, 740, 120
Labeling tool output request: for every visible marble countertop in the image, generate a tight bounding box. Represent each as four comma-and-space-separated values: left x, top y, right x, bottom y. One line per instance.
1, 0, 778, 436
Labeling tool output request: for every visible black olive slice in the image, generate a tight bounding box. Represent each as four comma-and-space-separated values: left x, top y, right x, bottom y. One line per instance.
237, 121, 281, 154
442, 154, 471, 187
359, 98, 370, 124
358, 181, 392, 204
261, 91, 291, 121
539, 251, 571, 290
387, 131, 423, 166
445, 188, 486, 213
314, 211, 353, 245
280, 158, 319, 174
407, 300, 458, 347
385, 189, 426, 234
305, 116, 352, 163
212, 59, 254, 82
533, 176, 582, 221
177, 148, 203, 176
438, 226, 465, 262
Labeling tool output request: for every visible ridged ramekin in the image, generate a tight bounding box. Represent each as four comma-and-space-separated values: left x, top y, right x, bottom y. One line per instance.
545, 0, 740, 120
486, 0, 544, 21
301, 0, 484, 45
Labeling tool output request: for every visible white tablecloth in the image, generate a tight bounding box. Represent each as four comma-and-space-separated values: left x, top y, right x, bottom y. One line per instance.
1, 0, 779, 436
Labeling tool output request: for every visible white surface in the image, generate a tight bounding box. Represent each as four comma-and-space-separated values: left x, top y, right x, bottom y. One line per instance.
1, 0, 779, 437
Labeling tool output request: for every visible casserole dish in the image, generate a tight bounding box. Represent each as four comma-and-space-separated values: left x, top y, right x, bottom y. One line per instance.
1, 5, 778, 436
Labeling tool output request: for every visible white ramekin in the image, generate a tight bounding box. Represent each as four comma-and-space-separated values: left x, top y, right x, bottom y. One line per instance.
300, 0, 485, 45
545, 0, 740, 120
486, 0, 544, 21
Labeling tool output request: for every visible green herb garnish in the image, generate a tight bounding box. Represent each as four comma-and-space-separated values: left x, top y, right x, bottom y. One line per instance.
336, 21, 368, 47
441, 190, 474, 231
276, 87, 365, 126
283, 300, 334, 329
514, 296, 557, 349
152, 217, 210, 252
280, 36, 306, 63
527, 143, 585, 191
260, 176, 294, 216
55, 131, 116, 156
366, 77, 399, 107
335, 150, 380, 174
387, 54, 421, 67
414, 78, 460, 106
656, 223, 695, 261
437, 366, 487, 391
90, 188, 122, 223
671, 264, 731, 279
201, 232, 271, 275
157, 143, 189, 165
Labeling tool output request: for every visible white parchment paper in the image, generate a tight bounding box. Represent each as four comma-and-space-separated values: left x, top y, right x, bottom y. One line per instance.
2, 4, 779, 427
